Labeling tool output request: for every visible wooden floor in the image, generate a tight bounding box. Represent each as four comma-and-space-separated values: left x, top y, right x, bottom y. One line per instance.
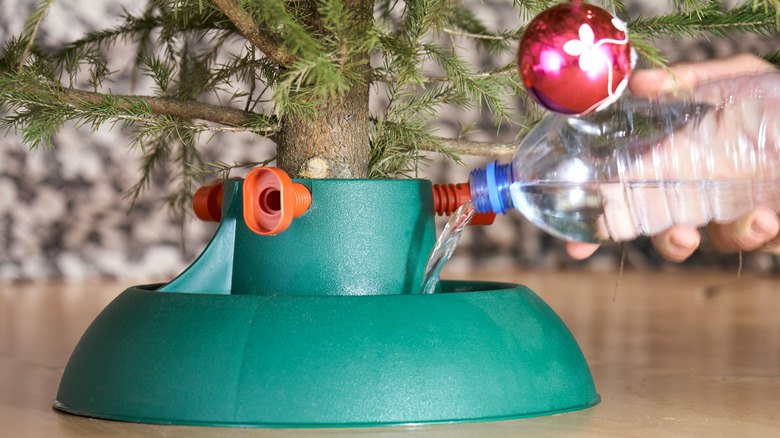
2, 269, 779, 437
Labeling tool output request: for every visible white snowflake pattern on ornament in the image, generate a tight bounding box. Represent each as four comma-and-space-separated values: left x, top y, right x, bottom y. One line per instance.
562, 17, 631, 113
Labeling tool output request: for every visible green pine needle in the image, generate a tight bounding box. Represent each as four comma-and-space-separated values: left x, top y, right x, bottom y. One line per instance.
629, 1, 778, 41
17, 0, 55, 74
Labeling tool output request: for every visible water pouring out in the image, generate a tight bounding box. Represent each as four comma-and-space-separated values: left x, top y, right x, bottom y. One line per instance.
421, 202, 476, 294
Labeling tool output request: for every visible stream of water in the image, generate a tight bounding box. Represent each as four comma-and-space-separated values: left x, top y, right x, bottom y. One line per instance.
420, 202, 476, 294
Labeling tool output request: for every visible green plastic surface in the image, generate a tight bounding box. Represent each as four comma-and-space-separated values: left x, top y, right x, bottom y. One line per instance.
161, 178, 437, 295
54, 178, 599, 427
55, 281, 599, 427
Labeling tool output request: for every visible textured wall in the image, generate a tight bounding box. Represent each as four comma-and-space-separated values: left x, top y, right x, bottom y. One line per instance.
1, 0, 779, 282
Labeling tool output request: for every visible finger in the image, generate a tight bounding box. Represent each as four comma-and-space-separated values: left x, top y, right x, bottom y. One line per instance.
708, 207, 780, 252
628, 68, 674, 98
651, 226, 701, 262
629, 53, 777, 98
566, 241, 601, 260
663, 54, 777, 88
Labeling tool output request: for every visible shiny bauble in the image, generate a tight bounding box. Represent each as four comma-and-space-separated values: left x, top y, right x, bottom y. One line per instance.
518, 0, 633, 115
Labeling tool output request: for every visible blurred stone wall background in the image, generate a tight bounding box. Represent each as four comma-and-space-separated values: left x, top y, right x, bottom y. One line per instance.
1, 0, 778, 282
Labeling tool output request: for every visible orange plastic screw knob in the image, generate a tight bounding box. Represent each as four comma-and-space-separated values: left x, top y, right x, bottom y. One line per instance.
431, 182, 496, 226
432, 183, 471, 216
192, 179, 224, 222
243, 167, 312, 235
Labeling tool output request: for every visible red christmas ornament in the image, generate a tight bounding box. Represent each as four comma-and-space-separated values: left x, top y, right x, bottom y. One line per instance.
518, 0, 633, 115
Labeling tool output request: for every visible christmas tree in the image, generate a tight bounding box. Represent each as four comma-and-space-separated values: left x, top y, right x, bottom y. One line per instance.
1, 0, 778, 217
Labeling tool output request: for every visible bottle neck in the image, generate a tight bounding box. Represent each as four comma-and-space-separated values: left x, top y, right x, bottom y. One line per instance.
469, 161, 514, 214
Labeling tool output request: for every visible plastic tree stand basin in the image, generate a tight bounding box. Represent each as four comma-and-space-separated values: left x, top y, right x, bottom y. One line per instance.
54, 177, 599, 427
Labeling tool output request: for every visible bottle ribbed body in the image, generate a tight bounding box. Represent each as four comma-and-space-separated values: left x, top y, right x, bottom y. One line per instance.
470, 73, 780, 243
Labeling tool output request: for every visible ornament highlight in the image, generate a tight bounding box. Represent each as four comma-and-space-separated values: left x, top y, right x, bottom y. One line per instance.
518, 0, 633, 115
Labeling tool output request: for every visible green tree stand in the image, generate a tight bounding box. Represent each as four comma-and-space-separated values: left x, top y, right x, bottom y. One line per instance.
54, 178, 599, 427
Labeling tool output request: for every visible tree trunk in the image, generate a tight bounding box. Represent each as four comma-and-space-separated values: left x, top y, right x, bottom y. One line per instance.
276, 80, 371, 178
275, 0, 373, 179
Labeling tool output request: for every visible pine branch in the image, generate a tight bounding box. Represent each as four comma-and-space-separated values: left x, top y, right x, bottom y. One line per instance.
370, 87, 453, 178
53, 4, 233, 68
512, 0, 559, 19
212, 0, 296, 66
629, 2, 778, 40
672, 0, 715, 18
374, 62, 517, 84
442, 27, 514, 41
378, 0, 456, 88
628, 32, 670, 69
17, 0, 55, 74
435, 138, 515, 156
764, 48, 780, 67
424, 43, 518, 126
124, 136, 170, 208
605, 0, 627, 14
752, 0, 780, 27
441, 6, 522, 54
195, 158, 276, 179
0, 72, 280, 156
8, 80, 272, 128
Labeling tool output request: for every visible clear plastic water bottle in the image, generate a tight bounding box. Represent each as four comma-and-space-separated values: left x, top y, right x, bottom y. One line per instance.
469, 73, 780, 243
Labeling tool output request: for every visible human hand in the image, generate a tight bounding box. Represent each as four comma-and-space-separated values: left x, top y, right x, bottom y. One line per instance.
566, 54, 779, 262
